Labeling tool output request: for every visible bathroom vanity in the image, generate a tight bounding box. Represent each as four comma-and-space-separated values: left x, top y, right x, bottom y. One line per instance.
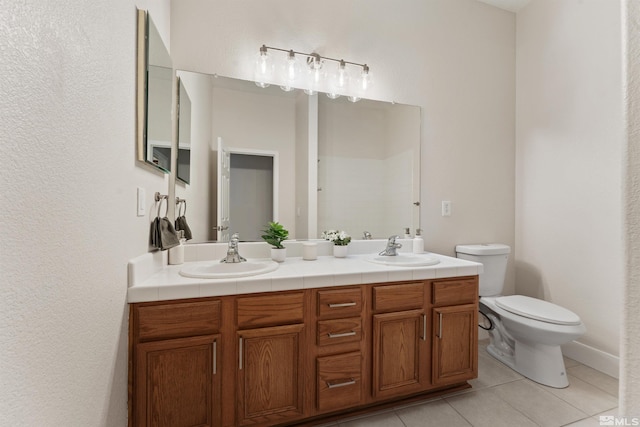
127, 244, 480, 427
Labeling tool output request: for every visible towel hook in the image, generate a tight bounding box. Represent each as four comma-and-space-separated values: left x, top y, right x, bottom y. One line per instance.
175, 198, 187, 217
156, 194, 169, 218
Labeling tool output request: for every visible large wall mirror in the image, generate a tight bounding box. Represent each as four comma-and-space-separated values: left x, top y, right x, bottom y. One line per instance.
173, 71, 421, 243
136, 9, 173, 173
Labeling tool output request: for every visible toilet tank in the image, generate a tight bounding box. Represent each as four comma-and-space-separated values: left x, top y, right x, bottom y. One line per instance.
456, 244, 511, 297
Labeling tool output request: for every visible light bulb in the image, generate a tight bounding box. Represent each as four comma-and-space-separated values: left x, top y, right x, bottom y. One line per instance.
359, 64, 373, 92
327, 60, 350, 99
304, 54, 324, 96
254, 45, 274, 88
279, 50, 301, 92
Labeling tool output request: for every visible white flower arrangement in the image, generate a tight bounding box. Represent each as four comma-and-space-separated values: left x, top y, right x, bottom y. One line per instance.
322, 230, 352, 246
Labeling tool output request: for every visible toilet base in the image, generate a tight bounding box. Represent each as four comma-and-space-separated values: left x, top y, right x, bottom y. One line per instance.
487, 340, 569, 388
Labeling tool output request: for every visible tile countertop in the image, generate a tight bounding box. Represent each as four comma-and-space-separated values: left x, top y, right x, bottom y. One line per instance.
127, 240, 483, 303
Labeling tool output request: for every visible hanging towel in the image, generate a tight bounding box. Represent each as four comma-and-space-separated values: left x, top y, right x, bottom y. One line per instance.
150, 196, 180, 250
159, 217, 180, 250
175, 216, 193, 240
150, 217, 160, 248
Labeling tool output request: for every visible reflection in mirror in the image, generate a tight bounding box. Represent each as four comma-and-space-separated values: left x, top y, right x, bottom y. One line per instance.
177, 77, 191, 183
317, 96, 421, 239
135, 9, 173, 173
173, 71, 421, 243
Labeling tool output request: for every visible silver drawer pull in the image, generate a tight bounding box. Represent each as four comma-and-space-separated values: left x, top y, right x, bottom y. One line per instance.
328, 331, 357, 339
327, 378, 356, 389
328, 302, 356, 308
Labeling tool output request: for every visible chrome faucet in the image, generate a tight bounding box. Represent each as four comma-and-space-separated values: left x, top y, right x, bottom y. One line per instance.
363, 231, 372, 240
221, 233, 246, 263
379, 235, 402, 256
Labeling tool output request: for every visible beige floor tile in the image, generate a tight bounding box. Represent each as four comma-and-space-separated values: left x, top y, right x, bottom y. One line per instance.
492, 379, 587, 427
396, 399, 472, 427
562, 417, 603, 426
445, 388, 538, 427
567, 364, 619, 397
540, 374, 618, 416
338, 410, 405, 427
468, 349, 523, 390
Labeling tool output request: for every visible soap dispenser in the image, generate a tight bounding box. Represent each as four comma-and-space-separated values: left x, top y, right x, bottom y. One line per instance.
404, 227, 412, 239
413, 229, 424, 254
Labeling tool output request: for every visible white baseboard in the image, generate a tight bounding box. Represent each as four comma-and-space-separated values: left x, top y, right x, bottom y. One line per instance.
562, 340, 620, 379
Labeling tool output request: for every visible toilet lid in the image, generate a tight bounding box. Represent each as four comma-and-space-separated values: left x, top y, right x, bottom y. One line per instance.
495, 295, 582, 325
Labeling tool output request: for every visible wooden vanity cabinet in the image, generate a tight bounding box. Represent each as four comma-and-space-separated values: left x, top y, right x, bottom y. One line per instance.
128, 276, 479, 427
371, 282, 430, 399
129, 299, 222, 427
431, 278, 479, 386
235, 292, 306, 426
312, 287, 365, 414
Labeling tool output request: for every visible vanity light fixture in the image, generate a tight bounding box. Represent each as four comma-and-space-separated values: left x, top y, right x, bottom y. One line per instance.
253, 45, 372, 101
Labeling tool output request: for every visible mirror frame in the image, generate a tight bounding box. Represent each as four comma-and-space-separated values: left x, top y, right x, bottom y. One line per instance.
135, 9, 147, 163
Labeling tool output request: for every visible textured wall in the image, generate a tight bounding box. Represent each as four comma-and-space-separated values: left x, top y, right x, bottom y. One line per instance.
0, 0, 164, 425
621, 0, 640, 415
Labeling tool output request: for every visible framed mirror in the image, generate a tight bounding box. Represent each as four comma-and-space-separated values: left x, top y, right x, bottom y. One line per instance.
136, 9, 173, 173
173, 71, 421, 243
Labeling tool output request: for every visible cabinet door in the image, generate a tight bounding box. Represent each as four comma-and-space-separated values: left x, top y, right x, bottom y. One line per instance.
372, 310, 428, 399
432, 304, 478, 385
237, 324, 305, 426
135, 335, 220, 427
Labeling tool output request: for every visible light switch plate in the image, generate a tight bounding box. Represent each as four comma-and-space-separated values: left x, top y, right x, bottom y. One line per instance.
441, 200, 451, 217
137, 187, 146, 217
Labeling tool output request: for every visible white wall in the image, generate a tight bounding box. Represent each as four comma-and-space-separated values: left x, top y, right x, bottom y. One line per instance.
0, 0, 167, 425
515, 0, 623, 370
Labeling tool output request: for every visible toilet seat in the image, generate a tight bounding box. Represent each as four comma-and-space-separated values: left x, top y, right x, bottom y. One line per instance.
495, 295, 581, 326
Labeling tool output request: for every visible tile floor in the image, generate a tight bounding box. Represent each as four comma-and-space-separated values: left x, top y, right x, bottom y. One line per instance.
318, 340, 619, 427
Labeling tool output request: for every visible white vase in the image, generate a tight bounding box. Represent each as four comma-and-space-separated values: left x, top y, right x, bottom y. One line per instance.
333, 245, 348, 258
270, 247, 287, 262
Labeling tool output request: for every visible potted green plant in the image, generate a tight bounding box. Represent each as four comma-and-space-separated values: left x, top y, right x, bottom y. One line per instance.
262, 221, 289, 262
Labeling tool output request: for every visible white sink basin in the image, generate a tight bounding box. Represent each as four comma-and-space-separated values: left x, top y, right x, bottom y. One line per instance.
180, 260, 279, 279
367, 253, 440, 267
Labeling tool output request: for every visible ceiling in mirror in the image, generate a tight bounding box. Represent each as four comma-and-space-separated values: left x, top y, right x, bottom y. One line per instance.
173, 71, 421, 243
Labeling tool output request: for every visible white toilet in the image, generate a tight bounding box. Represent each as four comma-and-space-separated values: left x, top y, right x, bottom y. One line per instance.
456, 243, 586, 388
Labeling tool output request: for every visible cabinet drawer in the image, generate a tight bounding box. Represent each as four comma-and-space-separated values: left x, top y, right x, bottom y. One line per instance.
317, 317, 362, 346
236, 292, 304, 329
432, 278, 478, 306
135, 300, 221, 342
317, 287, 362, 319
317, 352, 362, 412
373, 282, 424, 312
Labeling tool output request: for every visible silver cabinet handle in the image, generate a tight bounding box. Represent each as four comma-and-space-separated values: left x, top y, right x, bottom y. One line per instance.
327, 378, 356, 389
239, 337, 243, 370
213, 340, 217, 375
437, 312, 443, 339
422, 314, 427, 341
328, 331, 357, 339
328, 302, 356, 308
